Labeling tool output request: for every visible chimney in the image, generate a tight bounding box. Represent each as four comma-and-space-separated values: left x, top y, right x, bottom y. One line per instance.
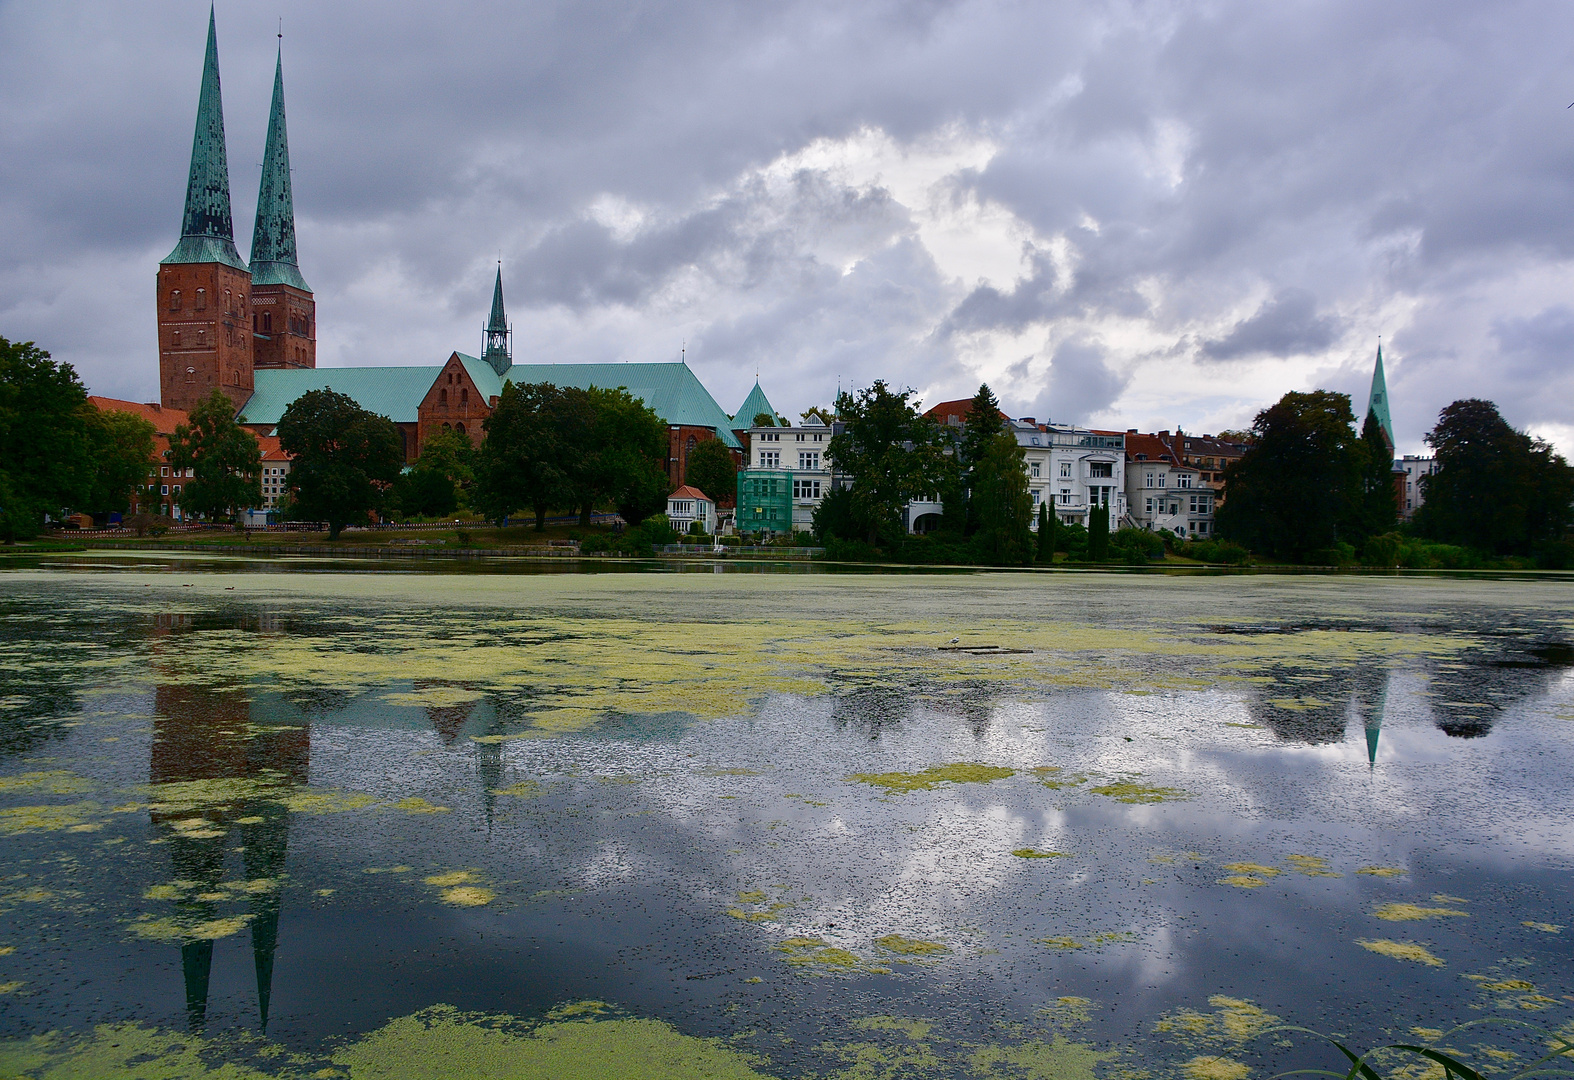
1127, 428, 1137, 434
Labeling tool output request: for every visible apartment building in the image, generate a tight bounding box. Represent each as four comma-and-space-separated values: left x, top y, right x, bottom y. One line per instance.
1124, 432, 1214, 535
735, 419, 833, 534
1011, 420, 1128, 528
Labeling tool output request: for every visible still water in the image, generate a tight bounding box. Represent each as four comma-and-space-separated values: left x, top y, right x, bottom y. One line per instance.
0, 557, 1570, 1079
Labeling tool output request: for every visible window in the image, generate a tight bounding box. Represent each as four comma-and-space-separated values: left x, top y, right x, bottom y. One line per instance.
1031, 489, 1041, 505
455, 423, 466, 435
169, 290, 181, 311
793, 479, 821, 500
1145, 472, 1156, 488
796, 433, 805, 442
798, 451, 820, 470
461, 388, 469, 405
760, 450, 780, 468
1198, 521, 1210, 535
1058, 488, 1072, 504
1058, 461, 1072, 478
171, 330, 181, 347
814, 433, 823, 442
1030, 463, 1041, 478
1145, 497, 1155, 514
224, 289, 232, 310
161, 466, 169, 477
671, 501, 693, 516
262, 311, 272, 333
160, 485, 169, 496
1157, 474, 1166, 488
1089, 461, 1113, 478
1177, 473, 1192, 489
1189, 495, 1212, 514
440, 389, 448, 405
196, 328, 206, 345
195, 289, 206, 310
686, 435, 697, 454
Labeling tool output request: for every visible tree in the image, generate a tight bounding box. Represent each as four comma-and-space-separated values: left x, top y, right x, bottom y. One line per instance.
684, 437, 737, 507
1215, 390, 1363, 562
1414, 399, 1574, 555
84, 409, 156, 519
0, 337, 97, 540
583, 386, 670, 527
827, 381, 952, 545
399, 427, 475, 518
969, 430, 1034, 565
1036, 500, 1056, 564
959, 384, 1006, 478
800, 406, 834, 425
1355, 412, 1398, 544
166, 389, 262, 524
276, 389, 403, 539
1087, 503, 1110, 561
475, 382, 588, 529
752, 411, 778, 427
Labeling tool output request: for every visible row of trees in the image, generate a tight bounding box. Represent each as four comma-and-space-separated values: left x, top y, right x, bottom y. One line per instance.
1217, 391, 1573, 564
0, 338, 158, 541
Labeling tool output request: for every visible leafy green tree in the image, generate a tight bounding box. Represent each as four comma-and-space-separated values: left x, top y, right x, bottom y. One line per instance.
583, 386, 671, 527
1036, 500, 1056, 564
84, 409, 156, 518
969, 430, 1034, 565
276, 389, 403, 540
475, 382, 589, 529
396, 467, 458, 518
1087, 503, 1110, 560
683, 437, 738, 507
752, 411, 778, 427
810, 484, 858, 542
959, 384, 1006, 479
828, 381, 952, 545
1215, 390, 1363, 562
0, 337, 96, 540
166, 389, 263, 524
418, 427, 477, 505
1414, 399, 1574, 555
1355, 412, 1399, 544
800, 406, 834, 425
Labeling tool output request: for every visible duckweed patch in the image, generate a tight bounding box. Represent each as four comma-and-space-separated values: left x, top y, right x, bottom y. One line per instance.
1357, 939, 1445, 966
1182, 1055, 1251, 1080
846, 762, 1015, 794
969, 1034, 1119, 1080
393, 797, 451, 814
1088, 781, 1190, 804
1522, 922, 1563, 933
1357, 866, 1407, 877
774, 937, 888, 975
873, 935, 948, 957
1285, 855, 1341, 877
0, 802, 101, 834
129, 914, 252, 941
1012, 848, 1072, 859
1373, 903, 1468, 922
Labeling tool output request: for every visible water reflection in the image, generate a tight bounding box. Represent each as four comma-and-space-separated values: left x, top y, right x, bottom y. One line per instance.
1428, 639, 1574, 738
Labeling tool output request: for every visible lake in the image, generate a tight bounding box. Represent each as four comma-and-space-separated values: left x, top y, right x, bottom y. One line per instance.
0, 555, 1570, 1079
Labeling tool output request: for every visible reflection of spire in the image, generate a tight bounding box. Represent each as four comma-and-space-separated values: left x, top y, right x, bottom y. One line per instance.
476, 737, 503, 829
182, 939, 215, 1030
241, 801, 290, 1031
1365, 673, 1390, 766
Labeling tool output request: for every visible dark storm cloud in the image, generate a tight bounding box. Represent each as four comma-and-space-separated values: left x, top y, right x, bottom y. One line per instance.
1202, 289, 1343, 361
3, 1, 1574, 448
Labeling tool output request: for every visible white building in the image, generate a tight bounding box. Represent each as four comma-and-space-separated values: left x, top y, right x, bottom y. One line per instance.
1123, 431, 1213, 536
1398, 455, 1436, 520
1012, 421, 1128, 529
737, 418, 833, 534
666, 485, 718, 535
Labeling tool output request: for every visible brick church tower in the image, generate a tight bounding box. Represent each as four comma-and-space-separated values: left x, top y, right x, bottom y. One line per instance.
157, 9, 253, 414
248, 44, 315, 371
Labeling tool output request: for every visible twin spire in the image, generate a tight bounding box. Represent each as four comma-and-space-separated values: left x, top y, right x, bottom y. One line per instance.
163, 5, 304, 287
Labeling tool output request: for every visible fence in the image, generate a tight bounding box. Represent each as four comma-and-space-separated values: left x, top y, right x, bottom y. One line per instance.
659, 544, 824, 557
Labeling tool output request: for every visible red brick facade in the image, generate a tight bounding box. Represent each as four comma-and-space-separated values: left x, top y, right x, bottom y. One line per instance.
250, 282, 316, 370
415, 354, 496, 457
157, 262, 255, 414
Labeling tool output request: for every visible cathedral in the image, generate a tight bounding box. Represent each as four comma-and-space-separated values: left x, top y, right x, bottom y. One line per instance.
156, 9, 743, 480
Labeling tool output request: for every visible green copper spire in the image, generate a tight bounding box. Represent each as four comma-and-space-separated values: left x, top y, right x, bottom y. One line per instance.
1365, 342, 1395, 451
482, 266, 511, 375
732, 380, 780, 428
162, 7, 247, 272
249, 46, 310, 291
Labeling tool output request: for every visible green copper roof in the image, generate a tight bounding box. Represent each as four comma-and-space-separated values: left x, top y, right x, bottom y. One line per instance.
481, 268, 511, 375
732, 380, 780, 428
162, 8, 246, 273
237, 359, 741, 448
239, 366, 443, 424
249, 47, 310, 292
1365, 343, 1394, 450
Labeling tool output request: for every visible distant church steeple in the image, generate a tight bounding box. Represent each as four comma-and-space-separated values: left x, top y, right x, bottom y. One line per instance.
482, 265, 512, 376
157, 6, 254, 414
248, 35, 316, 372
163, 6, 246, 271
250, 44, 309, 293
1365, 342, 1395, 452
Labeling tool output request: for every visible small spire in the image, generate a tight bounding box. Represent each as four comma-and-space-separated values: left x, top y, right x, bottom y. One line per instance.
249, 41, 309, 290
482, 265, 511, 375
1365, 340, 1395, 452
162, 6, 246, 271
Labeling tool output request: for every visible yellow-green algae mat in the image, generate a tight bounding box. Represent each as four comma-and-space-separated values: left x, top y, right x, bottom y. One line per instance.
0, 1000, 1123, 1080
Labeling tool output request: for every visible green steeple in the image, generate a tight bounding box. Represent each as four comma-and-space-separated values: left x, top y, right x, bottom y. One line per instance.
162, 7, 247, 272
732, 380, 780, 429
1365, 342, 1394, 451
481, 266, 511, 375
249, 45, 310, 291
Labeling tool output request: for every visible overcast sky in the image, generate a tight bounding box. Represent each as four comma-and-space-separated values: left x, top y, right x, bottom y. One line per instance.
4, 1, 1574, 454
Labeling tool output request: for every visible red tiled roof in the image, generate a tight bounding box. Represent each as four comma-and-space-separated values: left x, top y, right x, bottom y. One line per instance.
1124, 432, 1185, 467
669, 485, 713, 503
923, 398, 1010, 424
258, 435, 290, 462
88, 396, 189, 435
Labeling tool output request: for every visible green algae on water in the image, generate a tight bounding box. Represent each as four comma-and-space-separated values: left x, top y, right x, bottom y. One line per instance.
1356, 938, 1445, 966
1088, 781, 1189, 804
847, 762, 1015, 794
1372, 903, 1467, 922
1013, 848, 1071, 859
969, 1034, 1119, 1080
873, 934, 948, 957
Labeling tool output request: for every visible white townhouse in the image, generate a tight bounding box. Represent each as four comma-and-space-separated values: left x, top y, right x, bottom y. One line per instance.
1011, 420, 1128, 529
1123, 431, 1214, 536
735, 418, 833, 534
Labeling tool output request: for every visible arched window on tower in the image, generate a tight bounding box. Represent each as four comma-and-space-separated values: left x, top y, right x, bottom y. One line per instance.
195, 289, 206, 310
442, 422, 452, 432
460, 388, 468, 405
169, 290, 181, 311
455, 422, 466, 435
439, 388, 448, 405
262, 311, 272, 334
